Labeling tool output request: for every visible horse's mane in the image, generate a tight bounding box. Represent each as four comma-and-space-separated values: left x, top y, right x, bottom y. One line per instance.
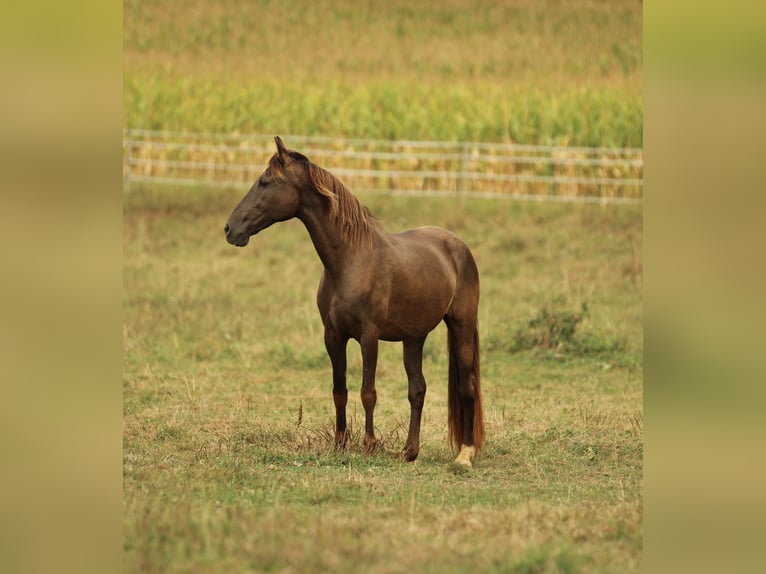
269, 151, 376, 247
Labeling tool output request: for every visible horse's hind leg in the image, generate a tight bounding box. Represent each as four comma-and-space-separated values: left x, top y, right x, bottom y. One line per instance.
402, 337, 427, 462
324, 328, 349, 448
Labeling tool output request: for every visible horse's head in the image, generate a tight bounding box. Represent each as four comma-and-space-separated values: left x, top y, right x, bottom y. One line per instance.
224, 136, 309, 247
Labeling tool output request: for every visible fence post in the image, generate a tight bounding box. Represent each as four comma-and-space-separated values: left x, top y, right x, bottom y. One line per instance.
459, 143, 469, 207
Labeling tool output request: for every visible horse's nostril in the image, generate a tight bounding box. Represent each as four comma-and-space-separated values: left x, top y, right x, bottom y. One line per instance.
224, 223, 230, 234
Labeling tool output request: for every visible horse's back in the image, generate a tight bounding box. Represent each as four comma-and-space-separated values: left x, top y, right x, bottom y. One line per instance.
393, 226, 478, 282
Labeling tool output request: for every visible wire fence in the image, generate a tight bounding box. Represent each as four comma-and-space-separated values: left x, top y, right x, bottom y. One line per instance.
123, 129, 643, 204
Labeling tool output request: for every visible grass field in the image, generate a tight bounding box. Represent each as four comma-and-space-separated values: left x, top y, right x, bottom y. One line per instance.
123, 184, 643, 572
124, 1, 642, 571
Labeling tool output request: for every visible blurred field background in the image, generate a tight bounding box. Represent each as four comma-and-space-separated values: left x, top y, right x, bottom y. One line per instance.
124, 0, 642, 146
124, 1, 643, 572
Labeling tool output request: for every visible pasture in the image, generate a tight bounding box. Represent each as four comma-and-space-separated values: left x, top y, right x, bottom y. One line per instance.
124, 0, 642, 571
123, 185, 642, 572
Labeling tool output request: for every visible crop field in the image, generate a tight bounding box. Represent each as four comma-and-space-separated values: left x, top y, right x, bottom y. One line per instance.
124, 0, 642, 147
124, 1, 642, 572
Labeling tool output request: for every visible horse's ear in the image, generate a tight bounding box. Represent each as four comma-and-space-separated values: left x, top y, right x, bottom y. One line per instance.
274, 136, 287, 163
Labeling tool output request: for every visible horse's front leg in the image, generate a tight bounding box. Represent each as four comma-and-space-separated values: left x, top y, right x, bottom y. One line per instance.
324, 328, 349, 449
359, 330, 379, 454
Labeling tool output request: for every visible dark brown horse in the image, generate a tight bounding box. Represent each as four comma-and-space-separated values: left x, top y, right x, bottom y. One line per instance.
225, 137, 484, 466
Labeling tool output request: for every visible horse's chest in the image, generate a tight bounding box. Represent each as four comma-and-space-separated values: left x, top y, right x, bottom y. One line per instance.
318, 278, 386, 338
325, 291, 378, 336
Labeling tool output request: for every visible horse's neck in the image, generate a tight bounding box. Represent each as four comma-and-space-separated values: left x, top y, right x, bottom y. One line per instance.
298, 204, 375, 279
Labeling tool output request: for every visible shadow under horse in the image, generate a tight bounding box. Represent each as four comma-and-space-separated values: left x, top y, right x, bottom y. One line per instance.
225, 137, 484, 467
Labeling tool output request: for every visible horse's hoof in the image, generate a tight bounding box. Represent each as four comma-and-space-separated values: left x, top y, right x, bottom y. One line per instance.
401, 446, 419, 462
454, 445, 475, 467
363, 436, 378, 455
334, 431, 349, 450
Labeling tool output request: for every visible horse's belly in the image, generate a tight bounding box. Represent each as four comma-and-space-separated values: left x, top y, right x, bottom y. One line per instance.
378, 316, 443, 341
378, 291, 451, 341
324, 291, 447, 342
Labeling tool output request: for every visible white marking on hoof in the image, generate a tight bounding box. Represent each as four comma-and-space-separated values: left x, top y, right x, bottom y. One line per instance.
454, 445, 475, 467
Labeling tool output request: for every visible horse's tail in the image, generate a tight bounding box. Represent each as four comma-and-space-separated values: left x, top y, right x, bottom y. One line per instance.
447, 326, 485, 453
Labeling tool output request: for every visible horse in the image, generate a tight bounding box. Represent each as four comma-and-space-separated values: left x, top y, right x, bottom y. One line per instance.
224, 137, 484, 467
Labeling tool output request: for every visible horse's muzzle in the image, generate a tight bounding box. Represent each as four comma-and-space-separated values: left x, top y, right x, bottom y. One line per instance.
224, 223, 249, 247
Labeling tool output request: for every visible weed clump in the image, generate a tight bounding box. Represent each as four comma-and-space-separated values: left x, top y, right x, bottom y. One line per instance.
495, 301, 636, 368
512, 303, 589, 352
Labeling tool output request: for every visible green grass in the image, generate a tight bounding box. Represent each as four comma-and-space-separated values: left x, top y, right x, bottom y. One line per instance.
124, 77, 642, 147
124, 185, 642, 572
124, 0, 642, 146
